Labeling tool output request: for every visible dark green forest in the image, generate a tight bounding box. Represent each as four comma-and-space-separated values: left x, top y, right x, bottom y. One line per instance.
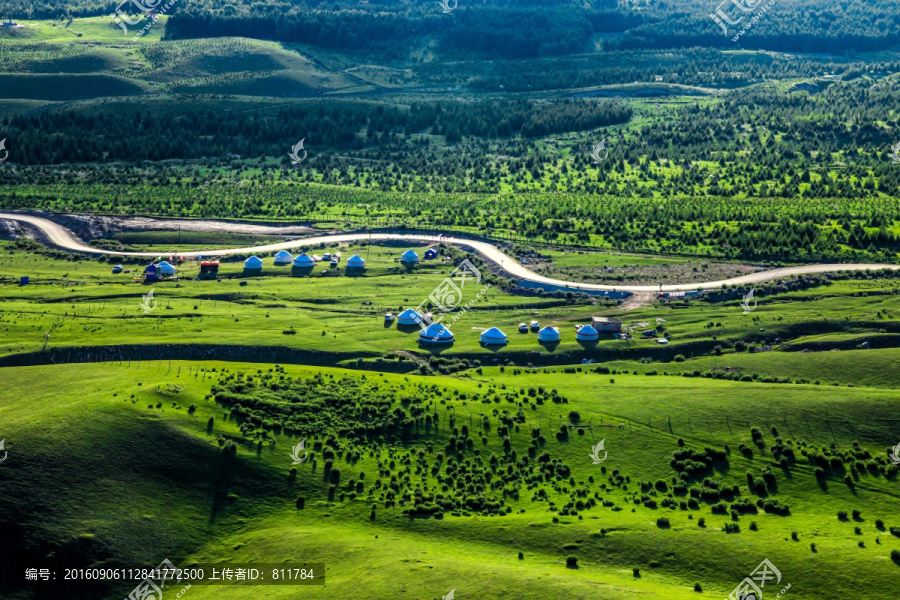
4, 73, 899, 200
2, 98, 631, 163
452, 52, 900, 93
9, 0, 900, 55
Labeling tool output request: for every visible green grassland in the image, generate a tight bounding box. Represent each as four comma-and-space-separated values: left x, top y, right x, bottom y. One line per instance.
1, 354, 898, 599
1, 241, 899, 363
0, 19, 367, 102
1, 12, 900, 600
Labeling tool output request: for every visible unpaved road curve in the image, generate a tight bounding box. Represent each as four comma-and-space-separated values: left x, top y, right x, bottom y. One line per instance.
3, 212, 898, 293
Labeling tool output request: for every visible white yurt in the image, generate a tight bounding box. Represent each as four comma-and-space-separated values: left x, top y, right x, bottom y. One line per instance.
292, 254, 315, 268
346, 254, 366, 269
419, 323, 454, 344
575, 324, 600, 342
397, 308, 423, 326
243, 256, 263, 273
480, 327, 508, 345
400, 249, 419, 264
537, 326, 560, 343
273, 250, 293, 265
157, 261, 177, 277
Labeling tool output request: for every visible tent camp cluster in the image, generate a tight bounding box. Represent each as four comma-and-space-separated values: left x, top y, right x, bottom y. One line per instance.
244, 251, 365, 275
386, 308, 620, 347
121, 247, 440, 282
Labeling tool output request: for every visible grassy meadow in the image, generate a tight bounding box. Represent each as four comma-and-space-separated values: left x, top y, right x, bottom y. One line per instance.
0, 9, 899, 600
1, 356, 898, 599
0, 238, 898, 599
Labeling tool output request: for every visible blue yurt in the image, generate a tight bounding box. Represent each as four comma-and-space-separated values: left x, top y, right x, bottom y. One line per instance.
243, 256, 263, 275
575, 324, 600, 342
346, 254, 366, 268
346, 254, 366, 273
397, 308, 423, 326
400, 250, 419, 265
480, 327, 508, 345
157, 261, 177, 277
419, 323, 454, 344
292, 254, 315, 268
273, 250, 293, 265
537, 326, 560, 343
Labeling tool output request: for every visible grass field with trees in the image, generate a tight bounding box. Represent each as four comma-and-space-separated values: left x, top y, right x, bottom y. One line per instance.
1, 3, 899, 599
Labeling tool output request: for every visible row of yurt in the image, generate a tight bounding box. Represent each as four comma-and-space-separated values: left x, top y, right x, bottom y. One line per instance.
390, 313, 576, 347
201, 249, 420, 277
213, 248, 416, 268
239, 253, 367, 274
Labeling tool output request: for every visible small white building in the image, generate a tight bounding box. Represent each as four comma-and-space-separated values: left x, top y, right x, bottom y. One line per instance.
591, 317, 623, 333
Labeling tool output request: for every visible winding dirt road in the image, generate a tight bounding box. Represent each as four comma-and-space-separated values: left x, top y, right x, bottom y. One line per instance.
3, 212, 898, 293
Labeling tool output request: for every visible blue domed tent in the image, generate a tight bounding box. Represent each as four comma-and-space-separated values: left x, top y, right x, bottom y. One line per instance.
479, 327, 508, 345
419, 323, 454, 344
273, 250, 293, 265
575, 324, 600, 342
397, 308, 423, 326
157, 261, 177, 277
292, 254, 315, 268
537, 326, 560, 343
243, 256, 263, 275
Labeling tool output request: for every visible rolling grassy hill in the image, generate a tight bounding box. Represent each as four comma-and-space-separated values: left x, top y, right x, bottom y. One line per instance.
0, 5, 899, 599
1, 356, 897, 599
0, 238, 898, 599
